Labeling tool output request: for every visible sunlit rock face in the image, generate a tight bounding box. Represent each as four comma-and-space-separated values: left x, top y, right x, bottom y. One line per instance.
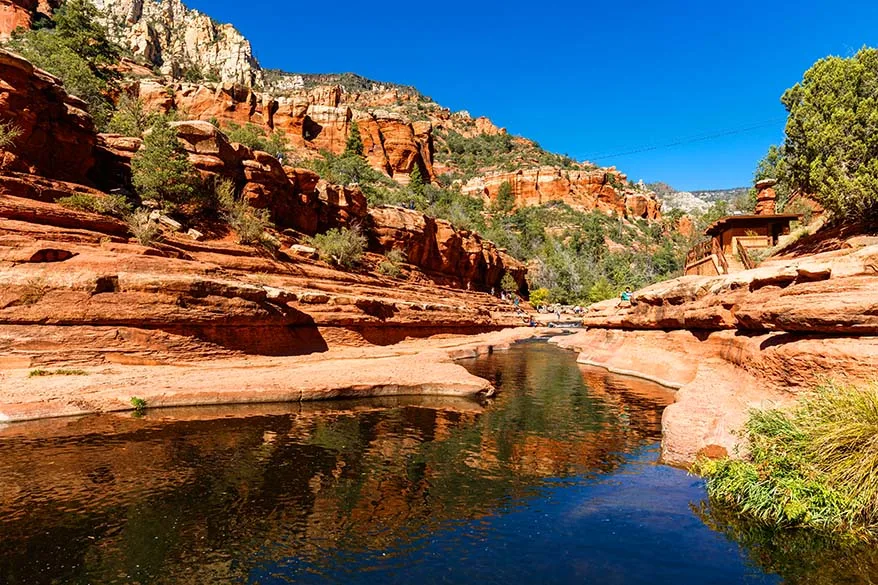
89, 0, 262, 86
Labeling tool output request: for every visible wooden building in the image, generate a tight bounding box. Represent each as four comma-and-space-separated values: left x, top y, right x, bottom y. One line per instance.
684, 180, 801, 276
685, 214, 801, 276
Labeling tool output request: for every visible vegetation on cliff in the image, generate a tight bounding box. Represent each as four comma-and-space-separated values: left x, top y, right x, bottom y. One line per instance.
6, 0, 120, 128
697, 380, 878, 539
754, 47, 878, 222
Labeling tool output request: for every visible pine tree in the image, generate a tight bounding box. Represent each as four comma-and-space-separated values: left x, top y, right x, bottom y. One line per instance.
409, 164, 425, 198
345, 121, 364, 157
132, 117, 198, 209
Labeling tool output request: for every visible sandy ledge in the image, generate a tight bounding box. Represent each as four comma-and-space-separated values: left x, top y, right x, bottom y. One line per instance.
0, 327, 560, 423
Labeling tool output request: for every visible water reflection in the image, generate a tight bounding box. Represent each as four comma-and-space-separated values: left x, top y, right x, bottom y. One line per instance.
0, 343, 771, 585
696, 501, 878, 585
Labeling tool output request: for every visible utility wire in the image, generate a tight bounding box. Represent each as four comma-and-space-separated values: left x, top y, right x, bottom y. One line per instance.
585, 117, 786, 161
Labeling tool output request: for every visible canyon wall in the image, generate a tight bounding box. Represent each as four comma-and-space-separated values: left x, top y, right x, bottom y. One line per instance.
462, 166, 662, 220
558, 234, 878, 467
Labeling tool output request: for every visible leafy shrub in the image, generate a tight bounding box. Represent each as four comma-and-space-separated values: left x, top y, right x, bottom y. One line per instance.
309, 228, 367, 270
128, 208, 160, 246
529, 287, 550, 306
20, 277, 48, 305
57, 193, 132, 218
6, 0, 120, 129
216, 179, 273, 245
303, 151, 390, 188
106, 96, 150, 137
29, 368, 87, 377
130, 396, 147, 414
377, 248, 406, 277
0, 121, 22, 149
131, 117, 199, 210
697, 380, 878, 538
223, 122, 288, 156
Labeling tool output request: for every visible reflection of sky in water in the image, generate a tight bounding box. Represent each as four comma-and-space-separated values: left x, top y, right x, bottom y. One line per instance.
0, 343, 781, 584
252, 446, 777, 585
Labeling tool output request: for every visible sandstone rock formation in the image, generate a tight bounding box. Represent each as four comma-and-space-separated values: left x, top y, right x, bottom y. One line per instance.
462, 167, 662, 219
754, 178, 777, 215
0, 50, 95, 183
0, 0, 36, 39
561, 233, 878, 467
88, 0, 262, 86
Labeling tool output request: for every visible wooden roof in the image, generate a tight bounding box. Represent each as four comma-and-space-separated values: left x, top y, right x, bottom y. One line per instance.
704, 214, 802, 236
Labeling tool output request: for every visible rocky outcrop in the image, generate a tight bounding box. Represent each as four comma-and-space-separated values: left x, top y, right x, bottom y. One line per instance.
0, 49, 96, 183
462, 166, 662, 219
128, 79, 437, 181
564, 234, 878, 467
87, 0, 262, 86
0, 0, 36, 39
754, 178, 777, 215
0, 172, 530, 365
91, 119, 523, 293
367, 206, 527, 291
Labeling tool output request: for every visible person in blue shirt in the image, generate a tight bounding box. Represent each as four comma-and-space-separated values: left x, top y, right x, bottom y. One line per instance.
620, 287, 632, 302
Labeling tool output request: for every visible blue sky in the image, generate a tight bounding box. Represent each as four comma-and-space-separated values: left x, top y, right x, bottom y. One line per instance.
186, 0, 878, 190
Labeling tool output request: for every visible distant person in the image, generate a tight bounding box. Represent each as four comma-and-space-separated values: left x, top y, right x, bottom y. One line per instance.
619, 287, 634, 307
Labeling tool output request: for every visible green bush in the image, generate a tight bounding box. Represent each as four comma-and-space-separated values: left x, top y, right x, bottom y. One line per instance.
107, 96, 150, 137
500, 272, 518, 293
309, 228, 367, 270
57, 192, 132, 218
377, 249, 406, 278
223, 122, 288, 156
697, 380, 878, 538
128, 208, 160, 246
529, 287, 550, 306
216, 179, 273, 245
131, 117, 199, 210
6, 0, 120, 129
0, 121, 22, 149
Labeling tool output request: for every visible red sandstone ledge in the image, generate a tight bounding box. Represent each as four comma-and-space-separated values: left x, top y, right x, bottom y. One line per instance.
0, 328, 553, 423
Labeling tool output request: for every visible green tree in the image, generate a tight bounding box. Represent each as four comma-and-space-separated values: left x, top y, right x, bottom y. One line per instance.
107, 96, 150, 137
53, 0, 118, 69
500, 272, 518, 294
131, 117, 198, 210
491, 181, 515, 215
409, 164, 425, 198
6, 0, 119, 128
345, 121, 364, 157
780, 47, 878, 221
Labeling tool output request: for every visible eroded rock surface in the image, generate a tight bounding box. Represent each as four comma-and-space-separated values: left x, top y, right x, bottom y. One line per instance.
562, 235, 878, 467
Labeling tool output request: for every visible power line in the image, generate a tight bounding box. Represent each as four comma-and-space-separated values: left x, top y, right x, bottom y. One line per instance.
585, 117, 786, 161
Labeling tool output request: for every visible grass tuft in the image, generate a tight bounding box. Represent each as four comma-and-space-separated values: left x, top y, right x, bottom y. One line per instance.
29, 368, 88, 377
696, 380, 878, 538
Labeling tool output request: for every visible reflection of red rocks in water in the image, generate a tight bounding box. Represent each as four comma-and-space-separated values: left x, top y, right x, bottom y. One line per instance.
0, 347, 668, 582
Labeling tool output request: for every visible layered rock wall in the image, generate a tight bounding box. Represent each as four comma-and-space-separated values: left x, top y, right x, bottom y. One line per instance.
0, 50, 95, 183
462, 167, 662, 220
565, 238, 878, 467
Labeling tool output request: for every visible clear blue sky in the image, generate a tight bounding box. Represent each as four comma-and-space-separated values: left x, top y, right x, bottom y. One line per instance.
186, 0, 878, 190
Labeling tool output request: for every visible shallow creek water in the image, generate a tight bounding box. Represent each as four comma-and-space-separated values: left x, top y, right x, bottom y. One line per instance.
1, 342, 868, 584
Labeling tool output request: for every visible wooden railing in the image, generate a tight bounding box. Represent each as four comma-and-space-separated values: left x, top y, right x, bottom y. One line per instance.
712, 238, 729, 274
686, 238, 729, 274
737, 239, 755, 270
686, 239, 712, 266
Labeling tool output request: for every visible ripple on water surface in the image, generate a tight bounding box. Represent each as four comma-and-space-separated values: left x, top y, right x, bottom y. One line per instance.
0, 343, 807, 584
